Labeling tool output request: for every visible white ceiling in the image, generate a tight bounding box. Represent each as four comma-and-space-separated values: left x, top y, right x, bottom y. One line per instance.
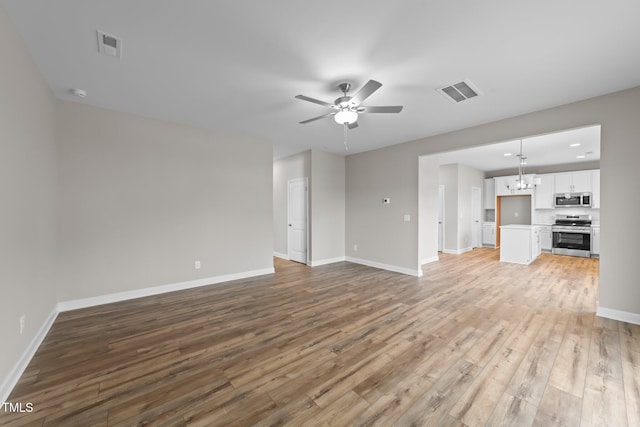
2, 1, 639, 159
437, 125, 601, 173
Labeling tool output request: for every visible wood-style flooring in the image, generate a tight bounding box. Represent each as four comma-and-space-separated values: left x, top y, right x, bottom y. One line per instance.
2, 249, 639, 426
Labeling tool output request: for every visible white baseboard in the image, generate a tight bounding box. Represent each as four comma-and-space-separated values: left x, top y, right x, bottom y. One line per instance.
346, 256, 423, 277
442, 247, 473, 255
596, 306, 640, 326
58, 268, 275, 312
309, 256, 346, 267
273, 252, 289, 260
0, 307, 58, 403
421, 255, 439, 265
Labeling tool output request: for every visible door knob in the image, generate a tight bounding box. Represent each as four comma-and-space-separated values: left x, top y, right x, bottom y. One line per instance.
288, 224, 292, 226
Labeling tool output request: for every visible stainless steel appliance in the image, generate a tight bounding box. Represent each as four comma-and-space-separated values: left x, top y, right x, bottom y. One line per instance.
553, 192, 592, 208
552, 214, 592, 257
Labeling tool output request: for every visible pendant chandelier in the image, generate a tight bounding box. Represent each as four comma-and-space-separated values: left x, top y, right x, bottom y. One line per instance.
506, 139, 538, 191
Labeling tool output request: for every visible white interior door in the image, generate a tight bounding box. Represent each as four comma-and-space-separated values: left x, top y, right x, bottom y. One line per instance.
438, 185, 445, 252
472, 186, 482, 248
287, 178, 308, 264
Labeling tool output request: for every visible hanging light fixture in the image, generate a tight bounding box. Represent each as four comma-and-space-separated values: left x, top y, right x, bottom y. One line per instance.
506, 139, 539, 191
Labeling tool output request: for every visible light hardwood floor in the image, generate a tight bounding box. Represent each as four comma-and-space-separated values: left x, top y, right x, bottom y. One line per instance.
2, 249, 639, 426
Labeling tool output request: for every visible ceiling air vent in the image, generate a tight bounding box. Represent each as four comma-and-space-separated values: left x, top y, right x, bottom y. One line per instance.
97, 30, 122, 58
438, 79, 482, 103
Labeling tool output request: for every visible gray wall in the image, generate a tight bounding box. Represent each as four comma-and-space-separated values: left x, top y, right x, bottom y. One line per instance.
457, 164, 485, 250
500, 195, 532, 226
310, 150, 345, 263
55, 101, 274, 301
272, 149, 346, 263
439, 165, 458, 251
346, 86, 640, 317
346, 143, 419, 271
419, 156, 439, 264
0, 8, 58, 393
273, 151, 311, 257
437, 163, 484, 252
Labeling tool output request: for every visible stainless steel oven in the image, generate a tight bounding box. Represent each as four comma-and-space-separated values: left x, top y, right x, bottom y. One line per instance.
551, 215, 592, 257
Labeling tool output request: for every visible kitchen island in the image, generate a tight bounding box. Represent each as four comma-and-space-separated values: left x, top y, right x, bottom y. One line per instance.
499, 224, 542, 265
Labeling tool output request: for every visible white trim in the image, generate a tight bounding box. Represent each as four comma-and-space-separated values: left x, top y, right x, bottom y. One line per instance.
421, 256, 439, 265
309, 256, 346, 267
58, 268, 274, 312
0, 307, 58, 403
596, 306, 640, 326
442, 247, 473, 255
273, 251, 289, 260
346, 256, 423, 277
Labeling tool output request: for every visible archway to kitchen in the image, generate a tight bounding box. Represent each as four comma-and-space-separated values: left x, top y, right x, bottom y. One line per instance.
418, 124, 601, 268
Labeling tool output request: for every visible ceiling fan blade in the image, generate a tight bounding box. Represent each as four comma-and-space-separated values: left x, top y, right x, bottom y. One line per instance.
348, 121, 359, 130
295, 94, 334, 107
350, 80, 382, 105
299, 112, 335, 124
359, 106, 403, 114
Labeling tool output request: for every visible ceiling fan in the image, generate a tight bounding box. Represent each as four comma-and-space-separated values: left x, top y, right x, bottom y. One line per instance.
295, 80, 403, 129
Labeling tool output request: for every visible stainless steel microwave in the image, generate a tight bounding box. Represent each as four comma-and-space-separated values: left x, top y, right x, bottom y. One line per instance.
553, 192, 592, 208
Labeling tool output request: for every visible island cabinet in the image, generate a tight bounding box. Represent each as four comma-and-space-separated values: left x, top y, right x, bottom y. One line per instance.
499, 225, 542, 265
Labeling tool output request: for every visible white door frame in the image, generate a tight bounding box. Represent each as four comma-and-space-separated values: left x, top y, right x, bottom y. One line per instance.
471, 186, 482, 248
287, 177, 309, 264
438, 185, 445, 252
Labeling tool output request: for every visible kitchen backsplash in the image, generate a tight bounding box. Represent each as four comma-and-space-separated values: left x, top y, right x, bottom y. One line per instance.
533, 208, 600, 225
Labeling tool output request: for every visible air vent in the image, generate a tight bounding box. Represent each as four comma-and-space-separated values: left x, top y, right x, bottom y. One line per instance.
438, 79, 482, 103
97, 30, 122, 58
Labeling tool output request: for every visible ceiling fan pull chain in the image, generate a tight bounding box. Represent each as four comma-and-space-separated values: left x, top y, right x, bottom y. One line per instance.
343, 123, 349, 152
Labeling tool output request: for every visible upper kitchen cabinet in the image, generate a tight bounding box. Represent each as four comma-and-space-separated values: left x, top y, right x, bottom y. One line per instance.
535, 174, 555, 209
592, 170, 600, 208
554, 171, 592, 193
484, 178, 495, 209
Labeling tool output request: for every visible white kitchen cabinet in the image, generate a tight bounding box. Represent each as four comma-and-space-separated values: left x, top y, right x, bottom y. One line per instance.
591, 225, 600, 256
482, 222, 496, 246
555, 171, 592, 193
592, 170, 600, 208
539, 225, 552, 251
484, 178, 495, 209
494, 176, 512, 196
500, 225, 542, 265
535, 174, 555, 209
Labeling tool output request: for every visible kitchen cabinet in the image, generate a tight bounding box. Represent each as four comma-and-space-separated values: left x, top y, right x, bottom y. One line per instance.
499, 225, 542, 265
535, 174, 555, 209
484, 178, 495, 209
555, 171, 592, 193
482, 222, 496, 246
539, 225, 552, 251
591, 225, 600, 256
592, 170, 600, 208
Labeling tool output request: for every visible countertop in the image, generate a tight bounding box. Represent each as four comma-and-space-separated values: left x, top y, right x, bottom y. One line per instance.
499, 224, 543, 230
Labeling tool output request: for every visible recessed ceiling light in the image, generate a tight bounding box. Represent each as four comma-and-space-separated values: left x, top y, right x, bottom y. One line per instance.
503, 153, 513, 157
570, 143, 581, 147
576, 155, 586, 159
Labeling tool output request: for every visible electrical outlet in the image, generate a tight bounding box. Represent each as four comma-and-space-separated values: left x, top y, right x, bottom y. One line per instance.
19, 315, 25, 335
194, 260, 201, 269
353, 244, 358, 252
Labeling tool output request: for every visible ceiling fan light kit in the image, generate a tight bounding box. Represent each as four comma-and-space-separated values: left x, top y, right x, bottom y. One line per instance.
334, 109, 358, 124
